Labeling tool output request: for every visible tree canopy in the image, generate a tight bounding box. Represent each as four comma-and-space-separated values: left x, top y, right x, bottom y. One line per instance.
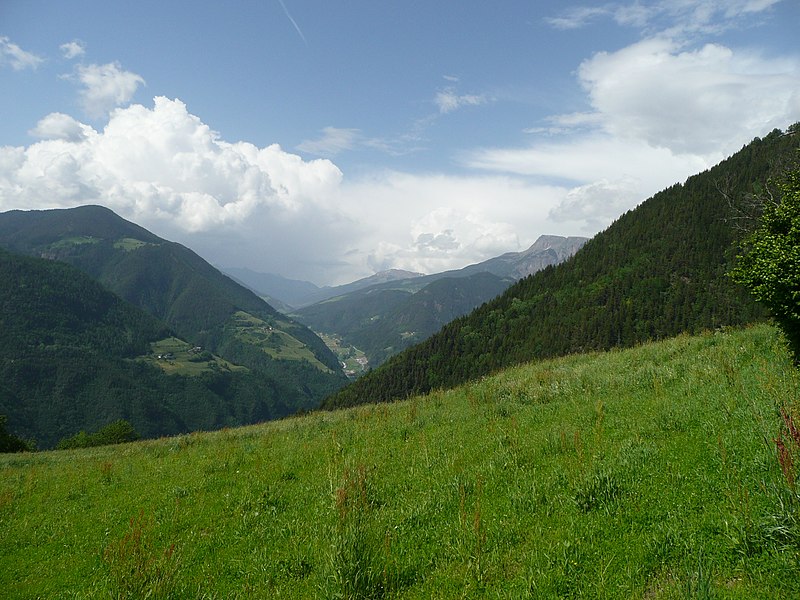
731, 157, 800, 361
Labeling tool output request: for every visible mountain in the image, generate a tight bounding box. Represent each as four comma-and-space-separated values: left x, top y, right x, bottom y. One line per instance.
0, 249, 303, 448
448, 235, 589, 280
296, 271, 512, 370
0, 205, 347, 414
221, 267, 322, 309
292, 235, 587, 369
323, 126, 800, 409
228, 237, 587, 310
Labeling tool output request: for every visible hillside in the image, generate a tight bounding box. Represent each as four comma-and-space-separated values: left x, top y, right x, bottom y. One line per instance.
2, 325, 798, 597
0, 250, 300, 448
293, 236, 586, 369
0, 206, 347, 411
296, 272, 512, 369
324, 127, 800, 410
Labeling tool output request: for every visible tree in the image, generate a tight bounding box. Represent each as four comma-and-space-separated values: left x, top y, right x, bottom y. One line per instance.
731, 163, 800, 361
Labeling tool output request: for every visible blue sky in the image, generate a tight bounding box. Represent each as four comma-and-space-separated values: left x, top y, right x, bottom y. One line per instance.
1, 0, 799, 285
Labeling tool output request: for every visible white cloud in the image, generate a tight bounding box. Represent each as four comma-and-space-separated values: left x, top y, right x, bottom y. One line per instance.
545, 6, 613, 30
548, 177, 643, 229
29, 113, 89, 143
466, 21, 799, 231
434, 88, 489, 114
576, 37, 800, 155
547, 0, 783, 35
6, 97, 571, 284
71, 62, 146, 118
60, 40, 86, 60
0, 97, 353, 279
297, 127, 362, 156
0, 36, 43, 70
338, 172, 568, 277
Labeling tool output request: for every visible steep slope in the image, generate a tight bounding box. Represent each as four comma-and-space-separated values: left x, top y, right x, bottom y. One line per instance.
449, 235, 588, 279
221, 267, 321, 309
294, 236, 585, 368
0, 206, 347, 408
324, 127, 800, 409
296, 272, 512, 367
0, 249, 298, 448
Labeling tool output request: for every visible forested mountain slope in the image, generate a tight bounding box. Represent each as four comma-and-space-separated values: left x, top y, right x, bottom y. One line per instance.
294, 236, 586, 368
296, 272, 512, 367
0, 250, 302, 448
324, 127, 799, 409
0, 206, 347, 409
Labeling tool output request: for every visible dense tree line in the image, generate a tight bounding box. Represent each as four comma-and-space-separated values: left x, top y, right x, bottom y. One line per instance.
324, 127, 800, 409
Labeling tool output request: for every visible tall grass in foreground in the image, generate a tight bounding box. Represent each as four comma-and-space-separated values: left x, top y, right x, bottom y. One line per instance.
1, 324, 799, 598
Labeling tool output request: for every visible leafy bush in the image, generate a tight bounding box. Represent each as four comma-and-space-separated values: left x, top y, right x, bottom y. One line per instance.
731, 162, 800, 361
57, 419, 140, 450
0, 415, 34, 453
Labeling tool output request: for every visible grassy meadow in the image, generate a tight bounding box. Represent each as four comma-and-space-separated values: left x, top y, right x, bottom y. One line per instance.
143, 337, 248, 377
2, 324, 799, 598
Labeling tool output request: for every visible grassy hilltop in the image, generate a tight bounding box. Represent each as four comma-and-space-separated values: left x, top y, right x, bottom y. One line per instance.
2, 324, 799, 598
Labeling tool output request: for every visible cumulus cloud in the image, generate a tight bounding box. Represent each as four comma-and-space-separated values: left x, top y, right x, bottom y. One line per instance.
0, 36, 43, 70
0, 97, 354, 278
2, 95, 577, 284
470, 3, 799, 231
549, 177, 643, 229
60, 40, 86, 60
576, 38, 800, 155
339, 172, 566, 277
70, 62, 146, 118
29, 113, 89, 143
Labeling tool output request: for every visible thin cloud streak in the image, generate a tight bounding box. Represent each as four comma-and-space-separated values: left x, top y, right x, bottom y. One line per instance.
277, 0, 308, 46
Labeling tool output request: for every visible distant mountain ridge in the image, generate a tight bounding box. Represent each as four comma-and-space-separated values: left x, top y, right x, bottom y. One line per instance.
291, 235, 587, 369
451, 235, 589, 280
0, 205, 348, 428
226, 236, 587, 309
324, 126, 800, 410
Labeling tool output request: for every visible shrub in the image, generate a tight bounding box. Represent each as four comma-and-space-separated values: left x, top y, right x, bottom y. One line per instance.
731, 163, 800, 361
57, 419, 140, 450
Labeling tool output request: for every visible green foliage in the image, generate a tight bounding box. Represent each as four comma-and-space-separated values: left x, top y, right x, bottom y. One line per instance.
1, 325, 799, 598
325, 128, 800, 410
56, 419, 140, 450
0, 415, 33, 453
731, 162, 800, 361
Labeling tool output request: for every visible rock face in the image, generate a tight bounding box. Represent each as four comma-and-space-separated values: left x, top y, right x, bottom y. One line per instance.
450, 235, 589, 280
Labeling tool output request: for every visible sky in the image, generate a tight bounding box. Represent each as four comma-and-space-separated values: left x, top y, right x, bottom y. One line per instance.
1, 1, 799, 286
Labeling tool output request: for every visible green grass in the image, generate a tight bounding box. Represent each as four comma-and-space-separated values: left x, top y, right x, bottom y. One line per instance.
227, 310, 332, 372
113, 237, 155, 251
48, 235, 101, 248
2, 324, 799, 598
141, 337, 247, 376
